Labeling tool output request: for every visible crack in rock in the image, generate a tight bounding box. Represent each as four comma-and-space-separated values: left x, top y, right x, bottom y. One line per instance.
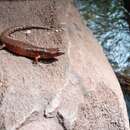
56, 112, 68, 130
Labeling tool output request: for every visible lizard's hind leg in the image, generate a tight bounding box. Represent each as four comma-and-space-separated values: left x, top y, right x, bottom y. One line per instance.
0, 44, 5, 50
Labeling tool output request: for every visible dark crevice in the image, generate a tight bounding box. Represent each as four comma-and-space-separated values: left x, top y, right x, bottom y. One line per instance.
56, 112, 68, 130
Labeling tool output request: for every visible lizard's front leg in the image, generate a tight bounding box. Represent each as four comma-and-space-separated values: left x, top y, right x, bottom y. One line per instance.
0, 44, 5, 50
33, 55, 41, 64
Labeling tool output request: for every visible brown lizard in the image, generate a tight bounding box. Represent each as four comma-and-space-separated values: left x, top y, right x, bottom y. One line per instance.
0, 25, 64, 63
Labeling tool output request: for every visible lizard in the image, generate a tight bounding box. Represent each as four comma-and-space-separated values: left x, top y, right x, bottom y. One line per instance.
0, 25, 64, 63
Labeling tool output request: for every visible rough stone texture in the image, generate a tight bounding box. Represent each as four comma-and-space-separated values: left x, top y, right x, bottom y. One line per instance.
0, 0, 129, 130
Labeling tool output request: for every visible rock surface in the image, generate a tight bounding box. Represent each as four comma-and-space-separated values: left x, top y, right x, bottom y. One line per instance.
0, 0, 129, 130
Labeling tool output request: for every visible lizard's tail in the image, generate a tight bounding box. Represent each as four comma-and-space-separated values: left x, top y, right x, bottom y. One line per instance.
1, 25, 51, 37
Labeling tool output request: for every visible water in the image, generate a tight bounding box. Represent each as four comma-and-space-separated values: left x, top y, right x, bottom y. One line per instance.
75, 0, 130, 72
75, 0, 130, 119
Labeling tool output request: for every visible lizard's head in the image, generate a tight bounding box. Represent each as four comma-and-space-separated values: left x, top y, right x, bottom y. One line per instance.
41, 48, 64, 59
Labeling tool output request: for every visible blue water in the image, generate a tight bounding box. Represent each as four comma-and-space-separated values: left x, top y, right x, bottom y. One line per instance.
75, 0, 130, 72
